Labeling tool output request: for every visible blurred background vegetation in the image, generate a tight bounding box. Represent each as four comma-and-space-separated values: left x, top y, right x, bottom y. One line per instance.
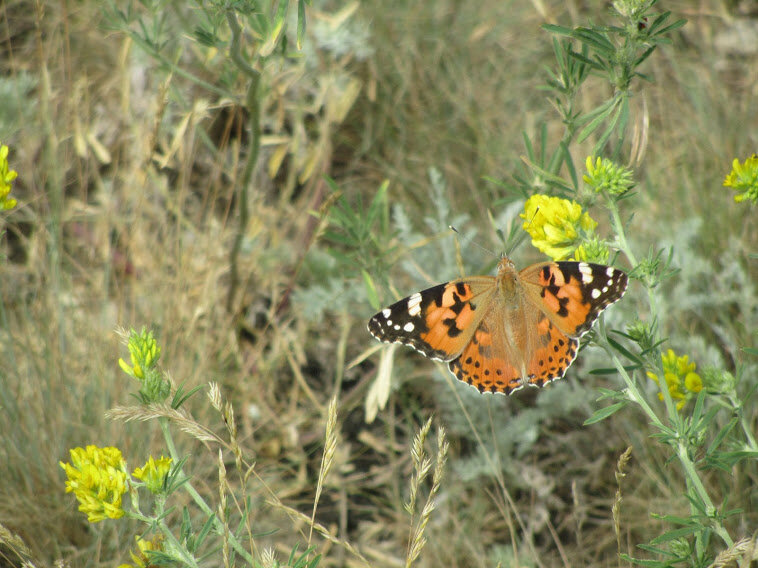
0, 0, 756, 566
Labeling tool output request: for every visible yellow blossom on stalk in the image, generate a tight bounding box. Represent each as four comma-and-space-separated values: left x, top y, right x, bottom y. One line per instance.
646, 349, 703, 410
60, 445, 128, 522
118, 328, 161, 380
583, 156, 634, 196
520, 194, 597, 260
0, 144, 18, 210
119, 535, 164, 568
132, 455, 172, 494
573, 235, 610, 264
723, 154, 758, 203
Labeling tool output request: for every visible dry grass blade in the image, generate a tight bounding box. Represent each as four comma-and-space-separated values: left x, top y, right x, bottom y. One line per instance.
405, 422, 448, 568
309, 396, 339, 545
105, 404, 222, 446
217, 449, 231, 568
267, 499, 371, 567
405, 417, 433, 516
613, 446, 633, 564
0, 522, 33, 564
708, 534, 758, 568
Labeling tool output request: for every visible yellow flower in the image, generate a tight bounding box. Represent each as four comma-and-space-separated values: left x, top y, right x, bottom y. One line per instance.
60, 445, 127, 523
646, 349, 703, 410
0, 144, 18, 210
119, 535, 164, 568
132, 455, 172, 494
573, 236, 610, 263
583, 156, 634, 196
520, 194, 598, 260
118, 328, 161, 381
723, 154, 758, 203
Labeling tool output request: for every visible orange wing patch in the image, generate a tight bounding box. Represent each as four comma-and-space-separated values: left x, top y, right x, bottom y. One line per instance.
367, 279, 495, 361
526, 262, 628, 338
526, 315, 579, 387
419, 282, 481, 357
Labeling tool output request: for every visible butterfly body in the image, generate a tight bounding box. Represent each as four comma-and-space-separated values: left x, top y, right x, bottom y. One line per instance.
368, 257, 627, 395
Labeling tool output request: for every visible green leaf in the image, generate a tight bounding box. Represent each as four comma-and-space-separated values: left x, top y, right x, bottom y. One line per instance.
650, 525, 699, 544
259, 0, 290, 57
634, 45, 657, 67
297, 0, 307, 50
577, 99, 618, 143
172, 383, 204, 409
584, 401, 627, 425
562, 142, 578, 189
606, 335, 641, 363
195, 512, 217, 550
541, 23, 574, 37
572, 28, 615, 55
363, 269, 380, 310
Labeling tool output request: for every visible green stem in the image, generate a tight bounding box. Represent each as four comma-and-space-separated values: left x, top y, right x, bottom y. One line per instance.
159, 518, 201, 568
159, 417, 254, 563
605, 196, 735, 550
676, 443, 734, 548
225, 9, 262, 313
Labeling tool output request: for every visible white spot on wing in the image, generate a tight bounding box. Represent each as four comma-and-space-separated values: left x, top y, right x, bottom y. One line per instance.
403, 322, 415, 332
591, 288, 601, 299
407, 293, 423, 317
578, 263, 593, 283
382, 308, 391, 318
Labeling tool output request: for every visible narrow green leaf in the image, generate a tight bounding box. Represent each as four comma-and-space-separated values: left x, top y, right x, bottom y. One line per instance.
260, 0, 290, 57
541, 23, 574, 36
522, 131, 536, 161
619, 553, 672, 566
195, 513, 216, 550
577, 103, 615, 142
572, 28, 615, 55
654, 18, 688, 38
650, 525, 700, 544
562, 142, 578, 189
635, 45, 657, 67
606, 335, 641, 363
588, 364, 639, 375
297, 0, 306, 50
707, 418, 738, 455
363, 269, 380, 310
584, 401, 627, 425
566, 50, 604, 70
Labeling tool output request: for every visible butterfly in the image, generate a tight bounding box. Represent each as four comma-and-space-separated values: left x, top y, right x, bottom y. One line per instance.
368, 257, 628, 395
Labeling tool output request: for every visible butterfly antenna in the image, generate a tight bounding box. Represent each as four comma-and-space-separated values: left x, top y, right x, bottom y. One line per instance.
506, 205, 540, 256
449, 225, 499, 258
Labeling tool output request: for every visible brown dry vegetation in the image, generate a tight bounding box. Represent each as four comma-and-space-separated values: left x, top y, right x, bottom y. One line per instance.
0, 1, 756, 567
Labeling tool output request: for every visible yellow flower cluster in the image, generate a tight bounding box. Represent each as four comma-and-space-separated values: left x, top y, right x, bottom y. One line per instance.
118, 328, 161, 380
60, 445, 128, 522
119, 535, 164, 568
647, 349, 703, 410
520, 194, 598, 261
723, 154, 758, 204
0, 144, 18, 211
583, 156, 634, 196
133, 455, 172, 494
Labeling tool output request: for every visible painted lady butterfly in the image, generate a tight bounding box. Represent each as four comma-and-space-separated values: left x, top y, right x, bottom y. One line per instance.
368, 257, 628, 395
